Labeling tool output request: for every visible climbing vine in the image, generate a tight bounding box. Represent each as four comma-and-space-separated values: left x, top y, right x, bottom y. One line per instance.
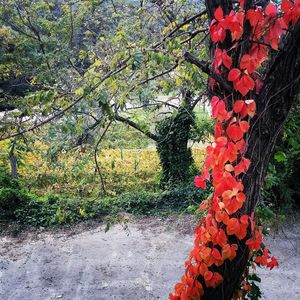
156, 103, 195, 187
170, 1, 300, 299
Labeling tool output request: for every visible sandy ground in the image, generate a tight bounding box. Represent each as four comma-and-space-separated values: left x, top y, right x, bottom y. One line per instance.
0, 216, 299, 300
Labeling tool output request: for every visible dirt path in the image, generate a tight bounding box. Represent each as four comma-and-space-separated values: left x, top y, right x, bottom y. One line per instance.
0, 216, 299, 300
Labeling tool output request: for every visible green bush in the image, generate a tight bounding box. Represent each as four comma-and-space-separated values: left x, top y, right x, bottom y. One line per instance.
0, 163, 207, 227
263, 102, 300, 212
0, 167, 20, 189
160, 182, 207, 210
0, 188, 29, 218
117, 191, 161, 215
8, 184, 206, 227
0, 167, 30, 218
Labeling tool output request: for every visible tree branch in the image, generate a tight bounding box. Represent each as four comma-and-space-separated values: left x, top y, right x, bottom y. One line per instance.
114, 114, 158, 141
152, 10, 207, 48
0, 57, 131, 141
184, 51, 233, 93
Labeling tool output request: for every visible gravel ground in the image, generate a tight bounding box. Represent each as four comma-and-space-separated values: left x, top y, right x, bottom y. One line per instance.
0, 215, 299, 300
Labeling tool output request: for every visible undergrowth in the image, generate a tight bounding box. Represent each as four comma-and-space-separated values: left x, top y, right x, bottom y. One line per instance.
0, 167, 207, 229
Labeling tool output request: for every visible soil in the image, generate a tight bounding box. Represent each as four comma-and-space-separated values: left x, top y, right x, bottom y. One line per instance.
0, 215, 299, 300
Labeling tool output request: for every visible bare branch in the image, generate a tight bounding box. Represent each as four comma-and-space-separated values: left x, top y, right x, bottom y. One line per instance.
114, 114, 158, 141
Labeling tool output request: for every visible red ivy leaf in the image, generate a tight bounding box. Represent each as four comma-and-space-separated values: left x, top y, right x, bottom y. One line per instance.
214, 6, 224, 21
194, 176, 206, 189
247, 8, 263, 27
240, 121, 250, 133
240, 54, 256, 74
235, 74, 255, 96
226, 124, 244, 141
228, 68, 241, 81
233, 100, 245, 114
265, 3, 278, 17
238, 0, 245, 8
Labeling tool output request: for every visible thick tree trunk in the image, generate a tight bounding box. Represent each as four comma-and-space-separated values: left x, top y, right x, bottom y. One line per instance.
200, 5, 300, 298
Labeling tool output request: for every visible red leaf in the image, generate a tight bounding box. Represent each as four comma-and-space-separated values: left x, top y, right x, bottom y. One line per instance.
214, 49, 232, 70
214, 6, 224, 21
215, 136, 228, 147
240, 54, 256, 74
240, 121, 250, 133
204, 271, 213, 282
210, 24, 227, 43
233, 100, 245, 114
212, 98, 230, 121
238, 0, 245, 8
282, 0, 293, 13
226, 124, 244, 141
212, 248, 222, 260
214, 121, 223, 138
211, 96, 220, 108
235, 74, 255, 96
228, 68, 241, 81
234, 158, 251, 175
223, 52, 232, 69
265, 3, 278, 17
247, 8, 263, 27
214, 229, 227, 247
194, 176, 206, 189
222, 244, 237, 261
240, 215, 248, 225
267, 256, 279, 270
214, 48, 223, 69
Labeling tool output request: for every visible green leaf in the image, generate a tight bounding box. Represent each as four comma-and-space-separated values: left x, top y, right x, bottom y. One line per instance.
274, 151, 286, 162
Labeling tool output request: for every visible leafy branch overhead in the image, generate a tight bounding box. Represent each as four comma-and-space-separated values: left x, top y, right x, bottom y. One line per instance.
0, 0, 209, 142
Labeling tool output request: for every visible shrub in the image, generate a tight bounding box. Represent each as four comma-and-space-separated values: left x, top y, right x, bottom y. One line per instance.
263, 102, 300, 212
0, 167, 29, 218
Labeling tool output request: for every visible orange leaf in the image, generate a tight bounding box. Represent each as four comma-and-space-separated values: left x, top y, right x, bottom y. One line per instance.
245, 99, 256, 117
226, 218, 240, 235
212, 248, 222, 260
204, 270, 213, 282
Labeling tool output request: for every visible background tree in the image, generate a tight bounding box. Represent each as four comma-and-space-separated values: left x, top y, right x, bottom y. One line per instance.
0, 0, 213, 188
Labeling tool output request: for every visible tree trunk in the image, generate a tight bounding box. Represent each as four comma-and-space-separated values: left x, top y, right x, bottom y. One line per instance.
116, 92, 197, 188
200, 3, 300, 299
9, 143, 18, 179
156, 95, 195, 187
